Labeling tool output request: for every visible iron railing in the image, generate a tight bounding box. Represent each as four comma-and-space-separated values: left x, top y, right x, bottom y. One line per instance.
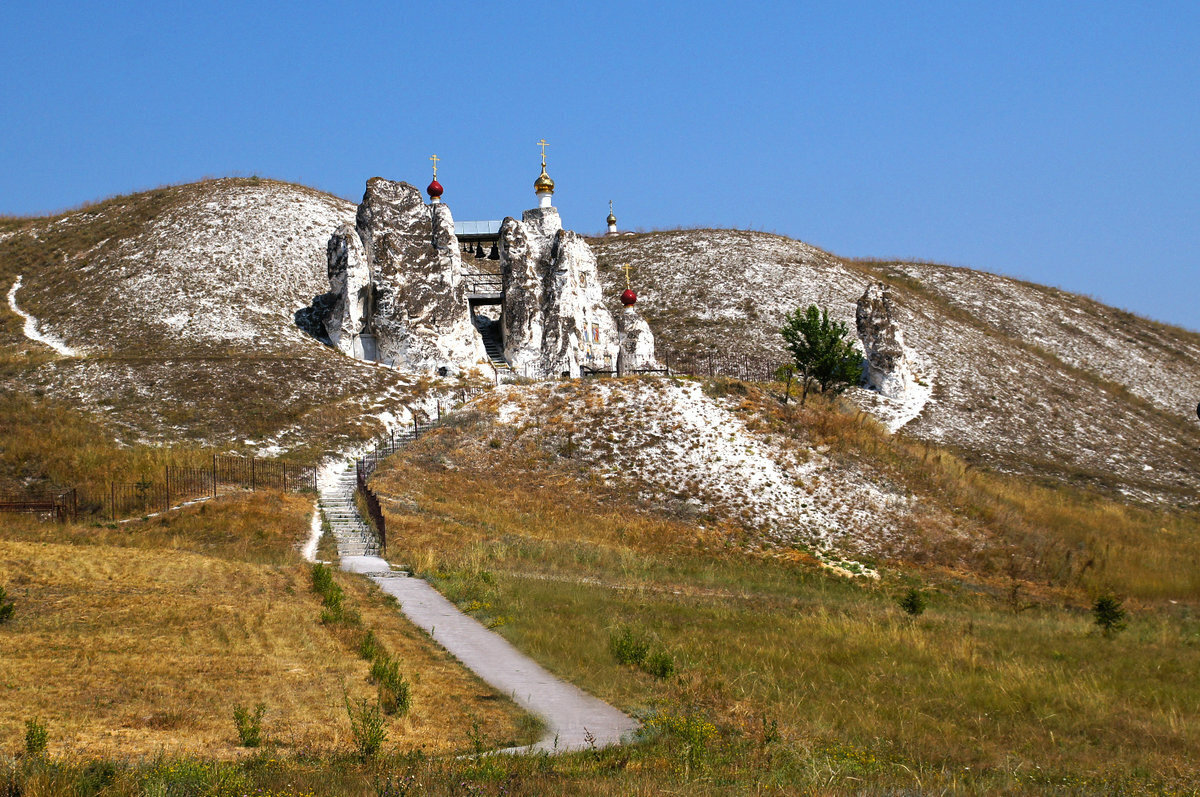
0, 489, 77, 522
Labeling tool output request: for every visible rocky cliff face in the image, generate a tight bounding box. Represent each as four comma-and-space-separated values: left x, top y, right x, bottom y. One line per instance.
313, 178, 485, 374
500, 208, 621, 377
323, 224, 370, 358
856, 282, 918, 398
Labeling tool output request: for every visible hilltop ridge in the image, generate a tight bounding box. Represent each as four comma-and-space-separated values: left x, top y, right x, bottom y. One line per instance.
591, 230, 1200, 505
2, 177, 1198, 507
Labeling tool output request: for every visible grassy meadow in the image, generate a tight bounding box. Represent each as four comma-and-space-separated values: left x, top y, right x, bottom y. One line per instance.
0, 491, 526, 772
355, 384, 1200, 794
2, 374, 1198, 794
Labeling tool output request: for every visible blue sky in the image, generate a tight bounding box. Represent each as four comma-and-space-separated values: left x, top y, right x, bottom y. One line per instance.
3, 1, 1198, 330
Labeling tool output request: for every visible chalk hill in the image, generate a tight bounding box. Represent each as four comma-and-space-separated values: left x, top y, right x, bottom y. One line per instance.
590, 230, 1200, 506
2, 178, 1198, 508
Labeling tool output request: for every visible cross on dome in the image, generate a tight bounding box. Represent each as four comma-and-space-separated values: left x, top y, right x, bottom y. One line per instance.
620, 263, 637, 306
534, 138, 555, 207
426, 154, 444, 202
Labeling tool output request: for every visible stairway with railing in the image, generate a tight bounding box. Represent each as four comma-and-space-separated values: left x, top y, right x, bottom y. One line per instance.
318, 422, 432, 559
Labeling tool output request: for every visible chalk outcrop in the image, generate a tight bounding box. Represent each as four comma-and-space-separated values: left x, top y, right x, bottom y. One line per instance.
856, 282, 917, 398
324, 224, 371, 358
308, 178, 486, 374
499, 208, 622, 378
617, 307, 656, 374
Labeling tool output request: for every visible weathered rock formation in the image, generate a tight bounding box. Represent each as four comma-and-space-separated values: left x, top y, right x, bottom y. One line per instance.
499, 207, 624, 378
856, 282, 918, 397
324, 224, 371, 358
617, 306, 656, 374
305, 178, 486, 374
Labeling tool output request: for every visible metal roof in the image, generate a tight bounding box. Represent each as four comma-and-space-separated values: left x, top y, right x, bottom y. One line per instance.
454, 220, 503, 236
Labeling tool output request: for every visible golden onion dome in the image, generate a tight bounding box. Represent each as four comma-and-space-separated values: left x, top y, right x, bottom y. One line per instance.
534, 165, 555, 193
606, 210, 617, 225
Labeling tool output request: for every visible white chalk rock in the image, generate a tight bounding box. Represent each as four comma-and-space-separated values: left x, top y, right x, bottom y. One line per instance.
500, 208, 620, 378
617, 306, 656, 373
315, 178, 486, 374
856, 282, 918, 398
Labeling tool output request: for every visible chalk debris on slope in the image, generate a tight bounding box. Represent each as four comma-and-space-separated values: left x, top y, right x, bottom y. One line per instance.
493, 380, 907, 560
7, 276, 78, 357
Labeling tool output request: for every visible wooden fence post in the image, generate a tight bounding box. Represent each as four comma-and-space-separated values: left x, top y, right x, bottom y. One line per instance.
164, 466, 170, 514
212, 455, 217, 498
250, 458, 256, 491
110, 482, 115, 522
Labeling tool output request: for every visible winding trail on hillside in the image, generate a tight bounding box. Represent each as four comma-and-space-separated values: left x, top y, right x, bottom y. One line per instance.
7, 276, 78, 357
310, 458, 638, 754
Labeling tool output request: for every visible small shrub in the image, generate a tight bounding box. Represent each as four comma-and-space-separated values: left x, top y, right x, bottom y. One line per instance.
898, 588, 926, 616
321, 584, 343, 612
312, 563, 354, 624
0, 585, 13, 624
79, 760, 119, 793
609, 626, 650, 667
646, 710, 717, 779
232, 702, 266, 747
346, 697, 387, 759
24, 717, 48, 756
358, 629, 383, 661
645, 649, 677, 680
311, 562, 334, 595
1093, 595, 1127, 636
370, 655, 413, 716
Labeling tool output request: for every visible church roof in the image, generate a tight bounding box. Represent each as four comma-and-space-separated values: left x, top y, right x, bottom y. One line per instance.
454, 220, 503, 237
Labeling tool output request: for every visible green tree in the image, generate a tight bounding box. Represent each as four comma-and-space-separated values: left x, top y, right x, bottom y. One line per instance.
1092, 594, 1127, 636
898, 587, 926, 616
779, 305, 863, 404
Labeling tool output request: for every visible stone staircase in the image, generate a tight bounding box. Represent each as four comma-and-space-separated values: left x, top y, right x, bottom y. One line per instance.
479, 324, 510, 371
318, 465, 381, 558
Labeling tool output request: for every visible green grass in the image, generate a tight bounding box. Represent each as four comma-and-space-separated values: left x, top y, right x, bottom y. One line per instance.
355, 391, 1200, 794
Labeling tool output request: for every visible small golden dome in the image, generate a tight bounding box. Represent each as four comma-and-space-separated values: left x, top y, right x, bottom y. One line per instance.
606, 211, 617, 225
534, 165, 555, 194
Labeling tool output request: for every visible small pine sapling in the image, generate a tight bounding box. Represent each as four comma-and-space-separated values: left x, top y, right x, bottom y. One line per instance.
898, 587, 926, 616
232, 703, 267, 747
1092, 594, 1127, 636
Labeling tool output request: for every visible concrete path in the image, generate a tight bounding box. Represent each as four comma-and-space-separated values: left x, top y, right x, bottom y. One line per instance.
316, 460, 381, 558
316, 459, 638, 753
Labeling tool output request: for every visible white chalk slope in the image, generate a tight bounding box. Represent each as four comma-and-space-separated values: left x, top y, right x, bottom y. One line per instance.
493, 380, 909, 554
593, 230, 1200, 506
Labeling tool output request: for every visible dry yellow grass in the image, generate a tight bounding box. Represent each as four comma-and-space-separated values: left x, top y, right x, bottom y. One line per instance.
0, 497, 523, 758
365, 414, 1200, 791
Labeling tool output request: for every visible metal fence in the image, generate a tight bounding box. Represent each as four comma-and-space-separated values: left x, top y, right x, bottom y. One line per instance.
660, 348, 785, 383
579, 348, 785, 383
97, 457, 316, 520
0, 489, 77, 522
353, 421, 435, 555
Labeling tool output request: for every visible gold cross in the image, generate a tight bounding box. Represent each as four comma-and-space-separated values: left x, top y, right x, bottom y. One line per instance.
536, 138, 549, 166
429, 154, 439, 178
622, 263, 633, 288
609, 199, 613, 214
